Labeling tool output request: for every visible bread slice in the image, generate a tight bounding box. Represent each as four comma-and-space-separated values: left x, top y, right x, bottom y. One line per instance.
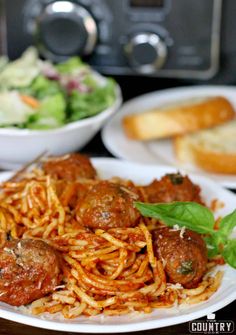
122, 96, 235, 140
174, 120, 236, 174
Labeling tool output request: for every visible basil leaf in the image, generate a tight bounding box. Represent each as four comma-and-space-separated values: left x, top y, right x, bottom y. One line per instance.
135, 201, 236, 269
219, 209, 236, 239
135, 202, 215, 234
204, 235, 220, 258
221, 239, 236, 269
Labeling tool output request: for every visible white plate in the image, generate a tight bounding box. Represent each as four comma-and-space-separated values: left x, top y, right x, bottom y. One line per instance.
102, 85, 236, 188
0, 158, 236, 333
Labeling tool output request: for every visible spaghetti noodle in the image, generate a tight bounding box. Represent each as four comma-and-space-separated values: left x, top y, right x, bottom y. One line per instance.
0, 165, 222, 318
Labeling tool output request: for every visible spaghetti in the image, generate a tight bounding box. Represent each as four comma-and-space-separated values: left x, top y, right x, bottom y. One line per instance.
0, 166, 222, 318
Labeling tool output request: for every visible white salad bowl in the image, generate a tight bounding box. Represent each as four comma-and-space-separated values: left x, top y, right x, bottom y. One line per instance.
0, 84, 122, 169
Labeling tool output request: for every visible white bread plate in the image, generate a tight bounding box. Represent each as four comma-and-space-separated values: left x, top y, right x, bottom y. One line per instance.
102, 86, 236, 188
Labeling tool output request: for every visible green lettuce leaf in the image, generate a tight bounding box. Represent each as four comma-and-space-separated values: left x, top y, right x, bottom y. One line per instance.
0, 91, 35, 126
25, 93, 66, 129
22, 75, 63, 100
0, 56, 8, 73
0, 47, 40, 90
67, 78, 116, 121
56, 57, 86, 74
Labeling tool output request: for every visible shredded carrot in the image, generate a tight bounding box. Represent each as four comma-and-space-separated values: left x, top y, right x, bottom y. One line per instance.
20, 95, 40, 109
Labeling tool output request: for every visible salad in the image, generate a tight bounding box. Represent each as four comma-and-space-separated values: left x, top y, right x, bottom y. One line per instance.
0, 48, 116, 130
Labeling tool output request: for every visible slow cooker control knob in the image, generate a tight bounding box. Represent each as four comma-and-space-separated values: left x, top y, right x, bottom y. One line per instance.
36, 1, 97, 58
125, 33, 167, 73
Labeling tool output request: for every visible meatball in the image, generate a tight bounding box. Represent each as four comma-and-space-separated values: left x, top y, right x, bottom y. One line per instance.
143, 173, 203, 204
56, 180, 90, 209
0, 239, 60, 306
152, 227, 207, 288
43, 153, 96, 181
76, 181, 140, 229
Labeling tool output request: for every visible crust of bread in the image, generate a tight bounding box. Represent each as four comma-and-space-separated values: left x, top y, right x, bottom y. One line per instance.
122, 96, 235, 140
174, 121, 236, 174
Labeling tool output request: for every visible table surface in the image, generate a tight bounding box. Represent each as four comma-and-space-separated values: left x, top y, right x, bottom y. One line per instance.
0, 78, 235, 334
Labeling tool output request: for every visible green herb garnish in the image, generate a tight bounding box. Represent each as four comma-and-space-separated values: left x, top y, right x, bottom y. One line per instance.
167, 173, 184, 185
135, 201, 236, 269
177, 261, 193, 275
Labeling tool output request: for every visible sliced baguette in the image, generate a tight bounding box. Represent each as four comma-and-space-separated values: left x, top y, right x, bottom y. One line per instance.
174, 120, 236, 174
122, 96, 235, 140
